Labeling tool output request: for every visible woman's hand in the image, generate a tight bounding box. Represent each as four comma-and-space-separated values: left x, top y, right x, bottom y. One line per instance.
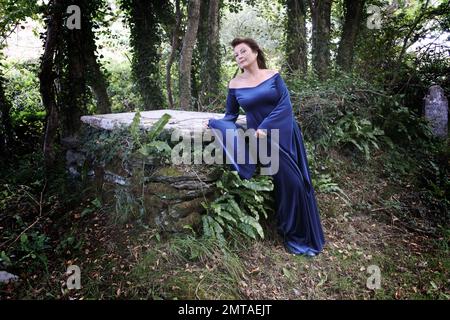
203, 120, 210, 129
254, 129, 267, 138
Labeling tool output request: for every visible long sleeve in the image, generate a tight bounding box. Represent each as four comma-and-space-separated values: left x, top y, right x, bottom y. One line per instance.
221, 89, 240, 122
257, 74, 293, 132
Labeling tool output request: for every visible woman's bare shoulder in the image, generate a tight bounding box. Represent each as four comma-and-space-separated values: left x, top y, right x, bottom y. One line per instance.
266, 69, 279, 76
228, 74, 247, 88
228, 70, 279, 88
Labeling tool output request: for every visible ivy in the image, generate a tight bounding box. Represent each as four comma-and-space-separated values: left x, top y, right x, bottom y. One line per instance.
118, 0, 174, 109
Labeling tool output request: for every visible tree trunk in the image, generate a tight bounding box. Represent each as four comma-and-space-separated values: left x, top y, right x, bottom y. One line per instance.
336, 0, 365, 72
190, 0, 208, 109
166, 0, 182, 109
198, 0, 221, 110
63, 19, 87, 139
126, 0, 165, 110
285, 0, 308, 75
83, 9, 111, 114
194, 0, 208, 110
86, 54, 111, 114
309, 0, 332, 80
39, 0, 64, 169
179, 0, 201, 110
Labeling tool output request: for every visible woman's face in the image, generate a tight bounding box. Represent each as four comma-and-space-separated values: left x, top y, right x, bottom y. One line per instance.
233, 43, 257, 69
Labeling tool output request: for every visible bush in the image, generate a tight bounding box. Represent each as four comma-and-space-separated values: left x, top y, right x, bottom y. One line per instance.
2, 60, 44, 153
289, 72, 375, 142
106, 60, 141, 112
329, 112, 386, 160
374, 95, 434, 145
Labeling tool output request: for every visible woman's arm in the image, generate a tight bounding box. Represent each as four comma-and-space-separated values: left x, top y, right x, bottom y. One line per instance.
206, 87, 240, 128
221, 89, 240, 122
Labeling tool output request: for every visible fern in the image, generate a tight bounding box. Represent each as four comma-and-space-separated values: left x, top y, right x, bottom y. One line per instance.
147, 113, 171, 142
129, 111, 172, 160
202, 170, 274, 243
331, 113, 385, 160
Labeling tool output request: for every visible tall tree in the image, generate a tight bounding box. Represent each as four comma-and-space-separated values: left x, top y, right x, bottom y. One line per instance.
336, 0, 366, 72
166, 0, 182, 109
191, 0, 208, 108
39, 0, 64, 168
121, 0, 173, 110
60, 0, 111, 137
83, 0, 111, 114
179, 0, 201, 110
198, 0, 221, 110
309, 0, 332, 80
285, 0, 308, 75
61, 5, 88, 138
41, 0, 112, 151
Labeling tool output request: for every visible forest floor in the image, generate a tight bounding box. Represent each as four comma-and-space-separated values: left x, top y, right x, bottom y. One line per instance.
1, 148, 449, 300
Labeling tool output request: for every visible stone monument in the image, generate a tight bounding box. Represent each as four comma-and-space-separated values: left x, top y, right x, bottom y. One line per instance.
67, 110, 247, 232
423, 85, 448, 138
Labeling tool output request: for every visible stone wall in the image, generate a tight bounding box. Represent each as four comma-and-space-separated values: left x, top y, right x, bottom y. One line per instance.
67, 110, 246, 232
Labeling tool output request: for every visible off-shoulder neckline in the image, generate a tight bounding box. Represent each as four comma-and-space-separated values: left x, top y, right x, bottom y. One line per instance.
228, 72, 279, 90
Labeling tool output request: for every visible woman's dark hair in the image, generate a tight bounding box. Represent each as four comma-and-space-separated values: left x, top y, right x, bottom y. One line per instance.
231, 37, 267, 72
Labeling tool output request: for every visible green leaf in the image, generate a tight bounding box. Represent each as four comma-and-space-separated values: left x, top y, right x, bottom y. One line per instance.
138, 145, 149, 156
201, 169, 274, 242
217, 209, 237, 224
20, 234, 28, 245
0, 251, 12, 267
241, 179, 273, 191
240, 216, 264, 239
230, 202, 246, 220
348, 138, 363, 151
147, 113, 171, 142
202, 215, 214, 238
92, 198, 102, 208
430, 281, 438, 290
238, 222, 257, 240
130, 110, 142, 147
282, 267, 292, 279
148, 141, 172, 154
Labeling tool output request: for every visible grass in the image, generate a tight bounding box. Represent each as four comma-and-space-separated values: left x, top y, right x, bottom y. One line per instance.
128, 234, 247, 299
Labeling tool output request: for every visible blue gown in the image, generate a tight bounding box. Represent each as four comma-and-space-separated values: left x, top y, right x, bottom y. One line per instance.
208, 73, 325, 256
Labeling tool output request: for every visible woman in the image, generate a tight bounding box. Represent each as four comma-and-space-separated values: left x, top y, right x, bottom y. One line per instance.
206, 37, 325, 256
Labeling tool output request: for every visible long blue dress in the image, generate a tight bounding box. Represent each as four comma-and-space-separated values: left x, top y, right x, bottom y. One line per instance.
208, 73, 325, 256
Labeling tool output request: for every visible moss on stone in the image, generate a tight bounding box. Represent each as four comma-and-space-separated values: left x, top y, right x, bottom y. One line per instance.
155, 166, 185, 177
